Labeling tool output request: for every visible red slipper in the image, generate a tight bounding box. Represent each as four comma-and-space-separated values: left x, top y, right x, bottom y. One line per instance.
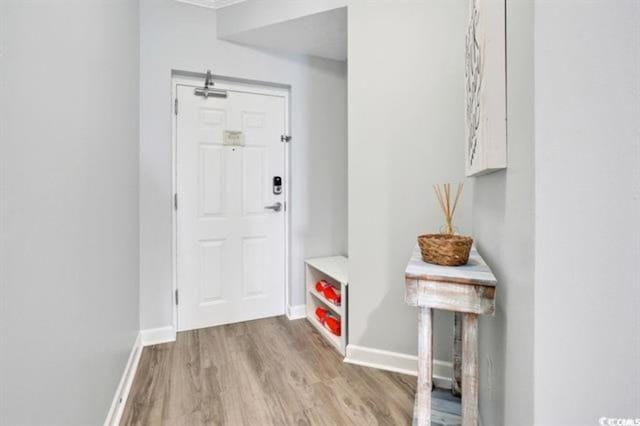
315, 307, 329, 324
315, 279, 331, 293
323, 286, 341, 306
324, 316, 341, 336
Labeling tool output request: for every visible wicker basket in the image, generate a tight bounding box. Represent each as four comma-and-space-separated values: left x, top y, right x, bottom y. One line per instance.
417, 234, 473, 266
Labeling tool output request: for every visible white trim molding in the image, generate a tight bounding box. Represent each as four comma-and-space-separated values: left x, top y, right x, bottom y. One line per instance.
286, 304, 306, 320
344, 344, 453, 389
104, 333, 143, 426
141, 326, 176, 346
174, 0, 246, 9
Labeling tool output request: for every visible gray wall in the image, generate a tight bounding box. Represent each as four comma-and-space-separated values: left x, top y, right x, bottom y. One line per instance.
140, 0, 347, 329
534, 1, 640, 424
471, 1, 535, 425
0, 1, 139, 425
347, 1, 471, 361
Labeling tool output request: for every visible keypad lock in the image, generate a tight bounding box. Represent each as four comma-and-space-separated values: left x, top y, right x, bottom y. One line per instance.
273, 176, 282, 195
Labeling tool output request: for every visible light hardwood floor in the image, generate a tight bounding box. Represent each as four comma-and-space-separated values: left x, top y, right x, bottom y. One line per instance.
121, 316, 461, 426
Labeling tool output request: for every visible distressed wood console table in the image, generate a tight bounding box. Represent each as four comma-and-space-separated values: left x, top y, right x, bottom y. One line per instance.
405, 245, 496, 426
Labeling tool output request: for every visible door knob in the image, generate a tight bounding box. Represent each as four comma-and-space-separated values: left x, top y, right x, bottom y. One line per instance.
264, 202, 282, 212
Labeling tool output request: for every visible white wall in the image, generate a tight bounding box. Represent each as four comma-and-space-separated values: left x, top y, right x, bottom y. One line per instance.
0, 1, 139, 424
139, 0, 347, 329
471, 1, 535, 424
347, 1, 471, 361
534, 1, 640, 424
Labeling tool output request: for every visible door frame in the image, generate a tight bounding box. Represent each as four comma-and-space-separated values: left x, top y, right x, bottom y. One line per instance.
171, 72, 291, 332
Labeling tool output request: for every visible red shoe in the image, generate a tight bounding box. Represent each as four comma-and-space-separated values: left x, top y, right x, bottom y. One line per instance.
324, 316, 341, 336
323, 286, 341, 306
315, 280, 331, 293
315, 307, 329, 324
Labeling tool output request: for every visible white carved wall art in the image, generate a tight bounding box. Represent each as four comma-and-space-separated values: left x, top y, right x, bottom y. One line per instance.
464, 0, 507, 177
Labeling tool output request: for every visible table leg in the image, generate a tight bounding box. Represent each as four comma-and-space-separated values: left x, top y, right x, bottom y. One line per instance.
462, 313, 479, 426
452, 312, 463, 396
416, 307, 433, 426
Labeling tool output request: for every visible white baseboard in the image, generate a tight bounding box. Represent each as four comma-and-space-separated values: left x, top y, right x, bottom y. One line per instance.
141, 325, 176, 346
105, 325, 177, 425
344, 344, 453, 389
104, 332, 143, 426
286, 304, 307, 320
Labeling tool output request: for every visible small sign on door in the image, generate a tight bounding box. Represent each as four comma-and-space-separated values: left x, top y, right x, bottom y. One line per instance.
223, 130, 245, 146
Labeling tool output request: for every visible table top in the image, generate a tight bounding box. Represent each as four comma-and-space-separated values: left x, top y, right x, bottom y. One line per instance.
405, 244, 497, 287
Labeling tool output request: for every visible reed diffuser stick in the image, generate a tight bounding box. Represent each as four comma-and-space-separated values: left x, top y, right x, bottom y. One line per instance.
451, 183, 464, 217
444, 184, 450, 220
433, 185, 445, 216
433, 183, 464, 235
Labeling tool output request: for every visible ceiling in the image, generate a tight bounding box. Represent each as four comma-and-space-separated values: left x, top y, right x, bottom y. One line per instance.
174, 0, 347, 61
221, 7, 347, 61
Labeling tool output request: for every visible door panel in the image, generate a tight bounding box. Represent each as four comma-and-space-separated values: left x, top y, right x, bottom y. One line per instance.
243, 147, 267, 215
199, 145, 225, 216
199, 239, 226, 303
177, 84, 286, 331
242, 236, 267, 299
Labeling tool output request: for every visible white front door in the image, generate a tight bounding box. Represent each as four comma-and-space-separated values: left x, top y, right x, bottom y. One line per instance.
176, 84, 287, 332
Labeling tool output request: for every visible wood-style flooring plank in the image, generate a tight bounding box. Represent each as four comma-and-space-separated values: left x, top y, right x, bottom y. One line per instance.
162, 330, 202, 424
121, 316, 461, 426
120, 343, 173, 426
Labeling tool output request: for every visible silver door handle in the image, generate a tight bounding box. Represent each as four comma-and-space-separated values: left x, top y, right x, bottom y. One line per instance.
264, 202, 282, 212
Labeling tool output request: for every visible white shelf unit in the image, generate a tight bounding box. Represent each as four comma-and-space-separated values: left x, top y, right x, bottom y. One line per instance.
305, 256, 348, 356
